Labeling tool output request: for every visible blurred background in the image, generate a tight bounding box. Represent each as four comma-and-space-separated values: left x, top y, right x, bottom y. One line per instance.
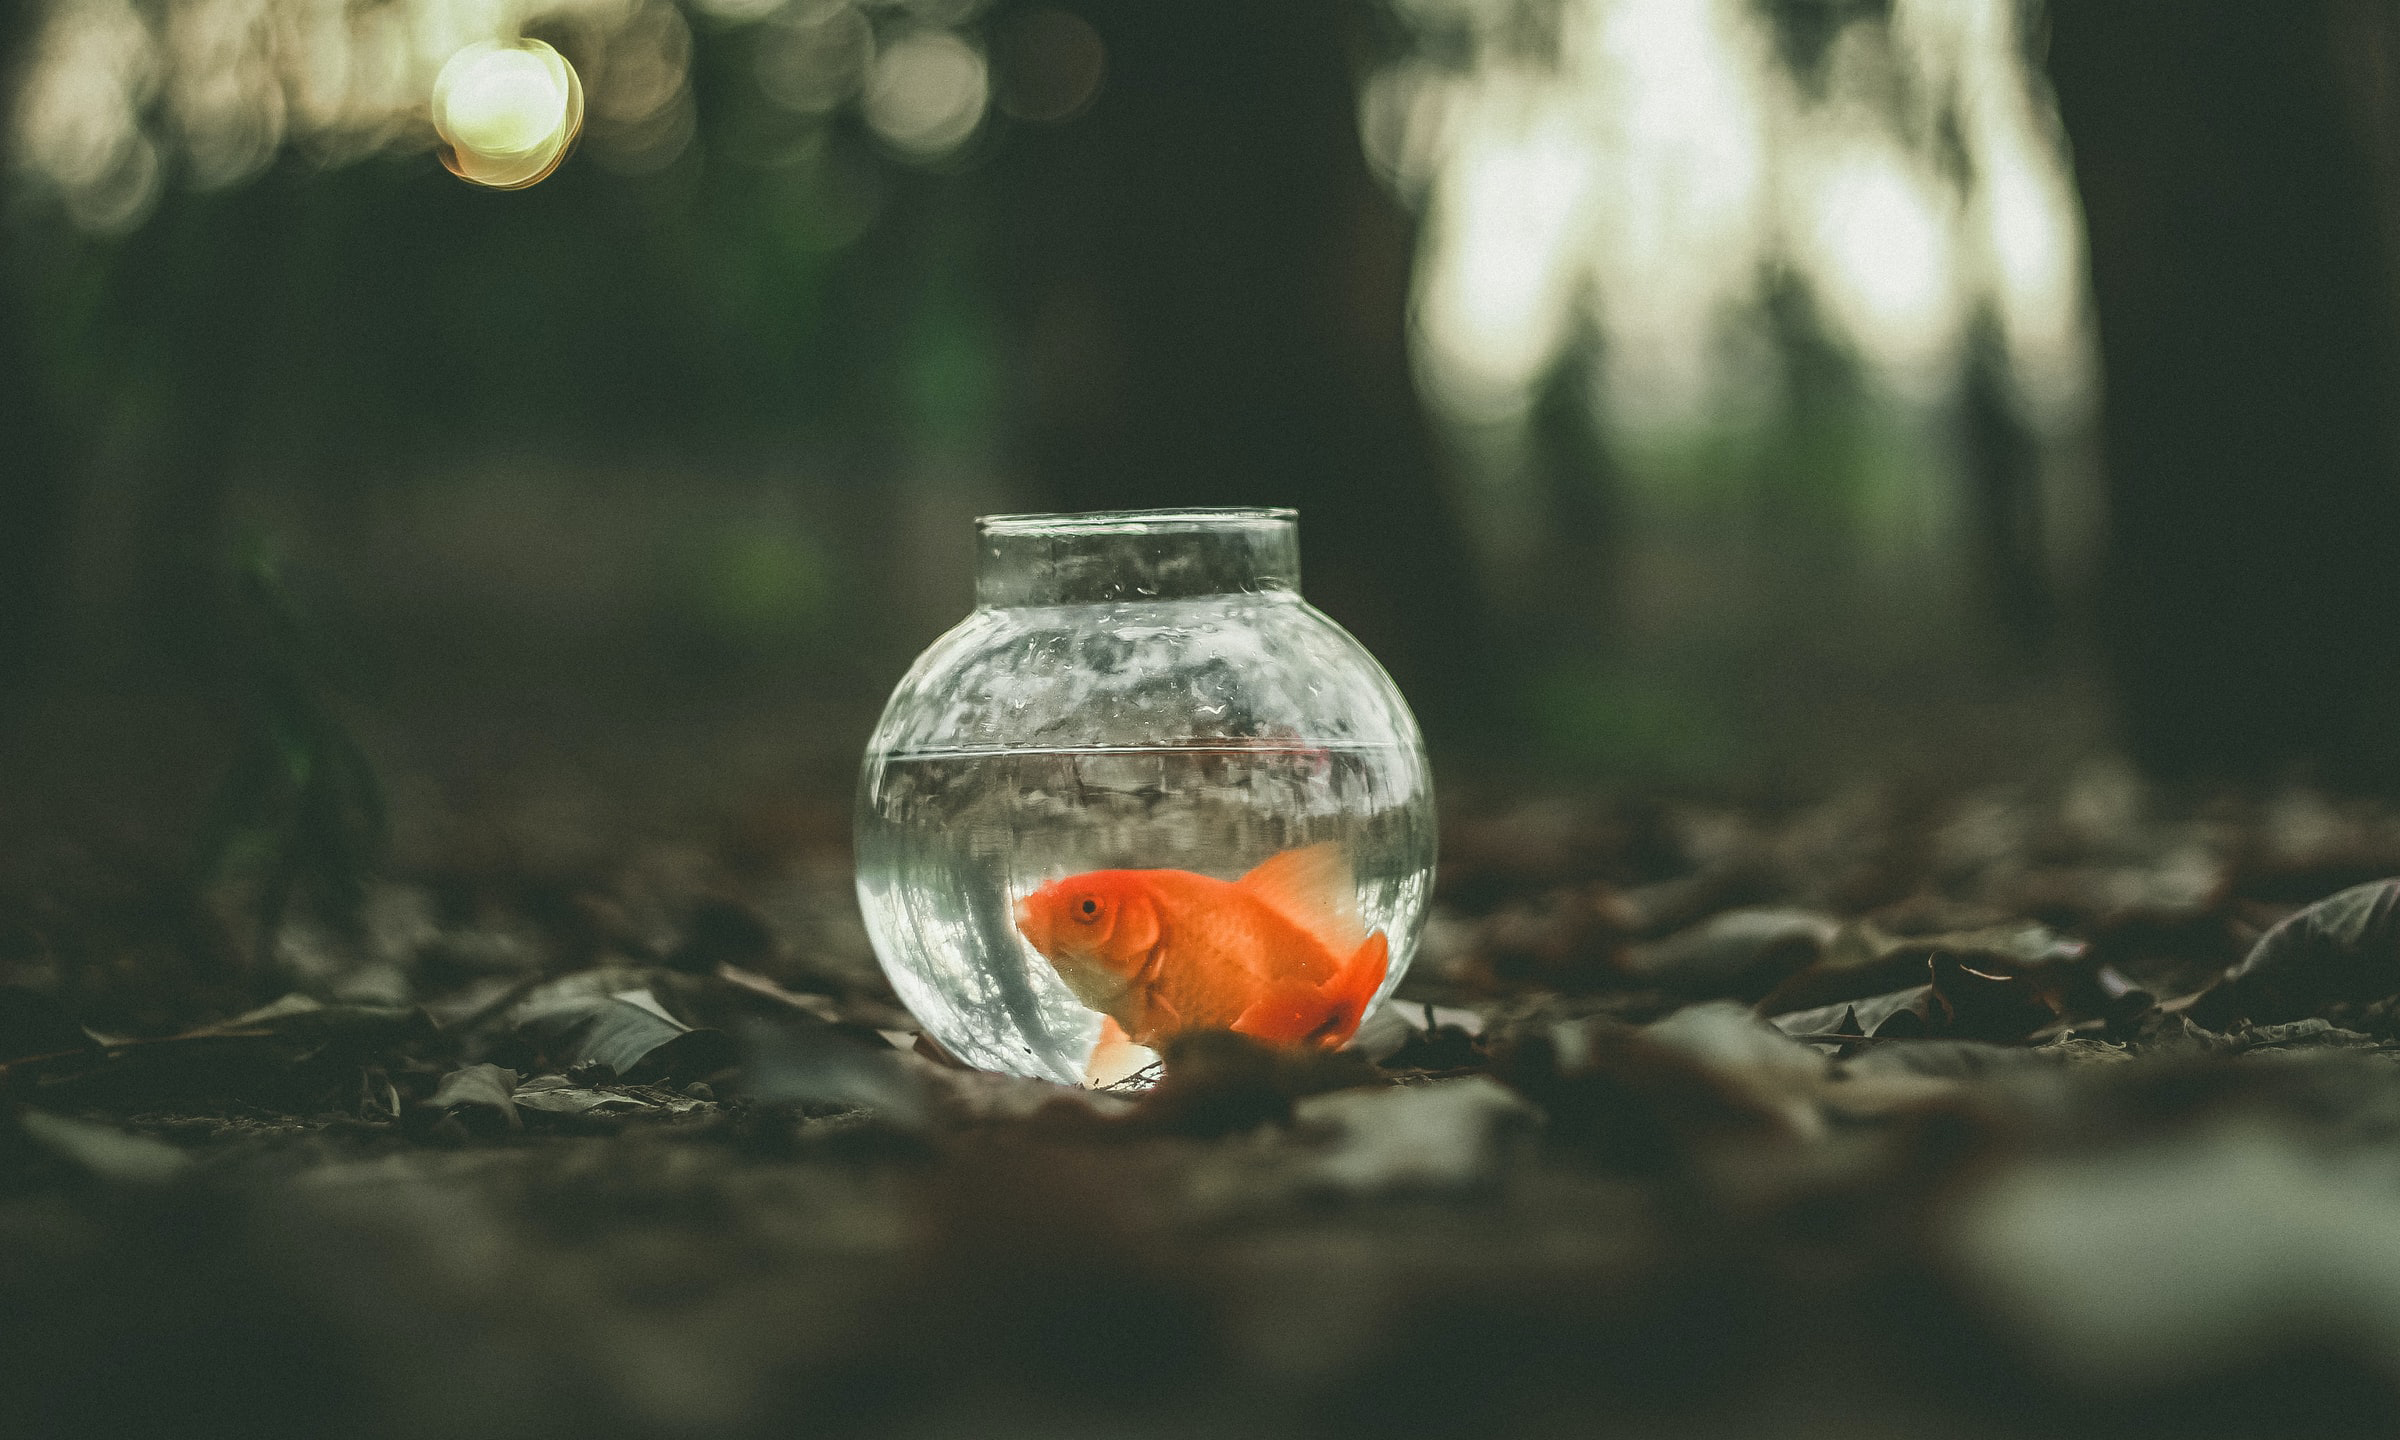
7, 0, 2400, 826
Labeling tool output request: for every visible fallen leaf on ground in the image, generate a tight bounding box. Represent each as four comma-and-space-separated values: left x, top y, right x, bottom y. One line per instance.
1617, 908, 1838, 1001
509, 1075, 668, 1115
1950, 1120, 2400, 1389
2191, 878, 2400, 1027
1127, 1030, 1381, 1138
1769, 987, 1929, 1043
513, 984, 734, 1083
1758, 921, 2081, 1016
17, 1111, 191, 1185
1347, 1001, 1484, 1066
737, 1014, 931, 1129
1288, 1077, 1541, 1199
1926, 951, 2064, 1042
428, 1062, 520, 1130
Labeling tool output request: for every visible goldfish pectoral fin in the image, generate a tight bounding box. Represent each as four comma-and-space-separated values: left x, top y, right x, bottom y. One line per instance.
1236, 843, 1365, 953
1315, 930, 1391, 1048
1231, 981, 1337, 1048
1084, 1015, 1159, 1088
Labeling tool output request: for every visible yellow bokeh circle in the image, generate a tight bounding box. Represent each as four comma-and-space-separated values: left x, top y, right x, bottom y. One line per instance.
433, 40, 585, 190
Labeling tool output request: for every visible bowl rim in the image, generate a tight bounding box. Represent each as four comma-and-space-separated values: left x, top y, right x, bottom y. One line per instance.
976, 506, 1297, 535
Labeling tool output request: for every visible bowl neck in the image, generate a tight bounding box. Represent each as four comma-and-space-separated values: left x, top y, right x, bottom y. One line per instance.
974, 508, 1301, 607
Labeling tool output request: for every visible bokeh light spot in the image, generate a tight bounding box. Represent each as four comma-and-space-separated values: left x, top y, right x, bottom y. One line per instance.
896, 0, 986, 27
690, 0, 782, 22
1377, 0, 2092, 432
433, 39, 584, 190
440, 44, 566, 154
590, 2, 690, 125
862, 29, 987, 158
755, 3, 873, 114
1797, 138, 1961, 392
995, 7, 1104, 124
11, 0, 163, 233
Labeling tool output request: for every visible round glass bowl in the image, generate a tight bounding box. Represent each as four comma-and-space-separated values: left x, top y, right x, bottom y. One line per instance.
854, 508, 1436, 1085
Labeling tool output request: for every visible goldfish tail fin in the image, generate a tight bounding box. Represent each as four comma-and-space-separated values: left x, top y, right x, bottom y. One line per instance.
1316, 930, 1389, 1048
1230, 931, 1391, 1050
1236, 842, 1365, 953
1231, 981, 1333, 1047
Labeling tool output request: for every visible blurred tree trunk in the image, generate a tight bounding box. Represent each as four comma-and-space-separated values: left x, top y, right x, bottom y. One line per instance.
0, 8, 70, 691
0, 269, 70, 689
1962, 314, 2055, 655
991, 0, 1499, 746
2048, 0, 2400, 782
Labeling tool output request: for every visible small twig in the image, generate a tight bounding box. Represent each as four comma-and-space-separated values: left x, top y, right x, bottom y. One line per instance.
0, 1028, 280, 1080
1100, 1062, 1164, 1093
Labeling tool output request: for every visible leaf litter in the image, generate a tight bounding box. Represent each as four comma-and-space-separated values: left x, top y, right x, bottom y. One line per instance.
18, 769, 2400, 1435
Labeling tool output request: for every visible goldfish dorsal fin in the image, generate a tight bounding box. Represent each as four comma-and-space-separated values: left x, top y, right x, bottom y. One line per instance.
1236, 843, 1366, 953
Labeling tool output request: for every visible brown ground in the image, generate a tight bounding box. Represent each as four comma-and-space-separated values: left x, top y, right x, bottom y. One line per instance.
9, 738, 2400, 1440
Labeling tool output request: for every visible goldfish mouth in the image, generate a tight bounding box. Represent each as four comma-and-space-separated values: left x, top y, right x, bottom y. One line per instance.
1015, 896, 1139, 1010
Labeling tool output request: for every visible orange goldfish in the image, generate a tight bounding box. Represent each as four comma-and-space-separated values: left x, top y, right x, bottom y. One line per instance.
1013, 843, 1390, 1064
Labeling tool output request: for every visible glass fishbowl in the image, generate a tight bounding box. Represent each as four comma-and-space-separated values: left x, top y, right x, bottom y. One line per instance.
855, 507, 1436, 1086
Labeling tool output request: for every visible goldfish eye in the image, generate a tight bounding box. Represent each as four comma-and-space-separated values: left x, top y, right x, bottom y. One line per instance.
1078, 898, 1099, 918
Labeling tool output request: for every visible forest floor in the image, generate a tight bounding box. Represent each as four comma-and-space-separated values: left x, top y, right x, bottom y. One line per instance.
10, 737, 2400, 1439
